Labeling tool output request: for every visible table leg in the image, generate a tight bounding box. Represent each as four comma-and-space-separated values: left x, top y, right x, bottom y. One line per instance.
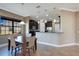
8, 39, 10, 51
35, 38, 37, 50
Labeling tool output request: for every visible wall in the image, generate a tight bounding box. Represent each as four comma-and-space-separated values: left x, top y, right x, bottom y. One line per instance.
75, 12, 79, 43
59, 10, 76, 45
0, 9, 24, 45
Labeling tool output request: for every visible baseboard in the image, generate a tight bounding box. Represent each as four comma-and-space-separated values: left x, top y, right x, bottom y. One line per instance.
0, 43, 8, 48
0, 42, 79, 48
37, 41, 76, 47
37, 41, 60, 47
59, 43, 75, 47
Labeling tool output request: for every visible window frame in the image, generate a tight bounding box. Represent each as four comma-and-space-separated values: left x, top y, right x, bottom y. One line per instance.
0, 16, 21, 35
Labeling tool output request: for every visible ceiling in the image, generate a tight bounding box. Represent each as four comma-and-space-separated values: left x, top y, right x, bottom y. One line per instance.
0, 3, 79, 20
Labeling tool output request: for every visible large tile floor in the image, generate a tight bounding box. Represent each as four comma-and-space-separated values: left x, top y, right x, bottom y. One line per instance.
0, 44, 79, 56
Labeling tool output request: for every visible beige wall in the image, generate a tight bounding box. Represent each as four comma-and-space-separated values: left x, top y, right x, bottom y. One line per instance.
59, 10, 76, 44
75, 12, 79, 43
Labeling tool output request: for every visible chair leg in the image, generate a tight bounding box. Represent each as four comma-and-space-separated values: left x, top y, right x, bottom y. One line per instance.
33, 46, 35, 52
28, 48, 31, 56
15, 48, 17, 56
11, 46, 13, 55
8, 39, 10, 51
18, 47, 21, 51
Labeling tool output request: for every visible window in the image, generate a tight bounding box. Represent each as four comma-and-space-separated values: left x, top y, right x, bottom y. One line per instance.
0, 16, 21, 35
14, 22, 21, 33
0, 26, 6, 35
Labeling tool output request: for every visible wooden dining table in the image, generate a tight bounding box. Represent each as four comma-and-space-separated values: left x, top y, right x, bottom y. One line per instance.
8, 36, 37, 51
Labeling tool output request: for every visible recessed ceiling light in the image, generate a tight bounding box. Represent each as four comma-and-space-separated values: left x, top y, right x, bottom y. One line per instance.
21, 3, 24, 6
46, 14, 48, 16
53, 7, 56, 10
36, 5, 40, 8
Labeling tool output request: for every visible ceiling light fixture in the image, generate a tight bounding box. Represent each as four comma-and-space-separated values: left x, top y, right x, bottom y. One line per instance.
46, 14, 48, 17
38, 20, 40, 24
19, 21, 25, 25
44, 20, 47, 23
53, 19, 56, 23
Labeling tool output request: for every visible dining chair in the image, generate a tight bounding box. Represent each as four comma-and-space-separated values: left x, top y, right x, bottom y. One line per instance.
10, 35, 21, 56
26, 36, 36, 56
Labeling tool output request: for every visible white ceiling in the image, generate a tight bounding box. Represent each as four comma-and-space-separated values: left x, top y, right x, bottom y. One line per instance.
0, 3, 79, 20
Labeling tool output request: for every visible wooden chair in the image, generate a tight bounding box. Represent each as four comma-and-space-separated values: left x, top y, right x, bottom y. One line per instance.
26, 36, 36, 56
10, 35, 21, 56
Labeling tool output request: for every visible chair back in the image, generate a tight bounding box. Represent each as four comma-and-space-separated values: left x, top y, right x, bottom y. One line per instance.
29, 36, 36, 47
10, 35, 16, 49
